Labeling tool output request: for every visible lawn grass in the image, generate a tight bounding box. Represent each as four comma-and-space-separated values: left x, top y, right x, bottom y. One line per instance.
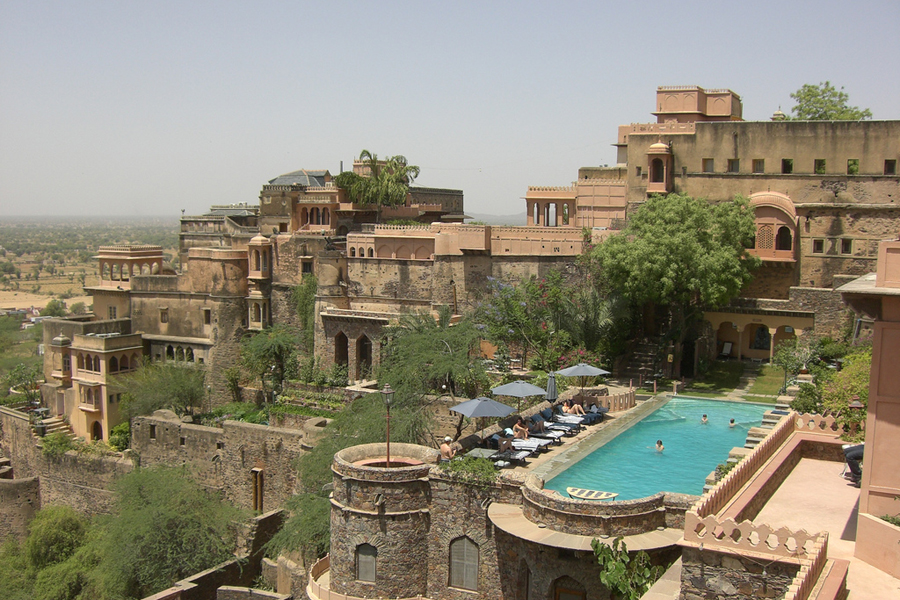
747, 365, 785, 397
685, 361, 744, 396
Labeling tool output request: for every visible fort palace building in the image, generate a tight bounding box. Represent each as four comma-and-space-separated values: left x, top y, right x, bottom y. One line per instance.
38, 86, 900, 445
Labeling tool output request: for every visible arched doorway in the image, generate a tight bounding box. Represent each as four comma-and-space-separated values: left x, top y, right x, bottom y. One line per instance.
356, 335, 372, 380
335, 332, 348, 368
92, 421, 103, 442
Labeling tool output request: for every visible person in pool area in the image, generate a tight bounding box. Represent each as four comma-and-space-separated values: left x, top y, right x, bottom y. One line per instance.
729, 418, 736, 428
513, 416, 530, 439
656, 439, 664, 452
563, 399, 586, 415
440, 436, 456, 460
701, 414, 708, 424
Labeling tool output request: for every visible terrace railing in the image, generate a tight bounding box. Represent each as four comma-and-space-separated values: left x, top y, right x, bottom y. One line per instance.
784, 535, 830, 600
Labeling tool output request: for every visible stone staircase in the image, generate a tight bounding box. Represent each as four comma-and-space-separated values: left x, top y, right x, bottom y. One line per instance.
37, 416, 76, 440
618, 337, 664, 384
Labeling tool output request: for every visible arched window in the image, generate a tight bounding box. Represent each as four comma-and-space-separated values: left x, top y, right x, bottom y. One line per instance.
109, 356, 119, 372
120, 355, 129, 371
350, 247, 356, 257
650, 158, 664, 183
62, 354, 70, 373
776, 226, 793, 251
176, 347, 185, 361
449, 537, 479, 591
186, 348, 194, 362
77, 354, 85, 371
167, 345, 175, 360
356, 543, 377, 582
93, 356, 100, 372
253, 249, 260, 271
368, 248, 374, 258
358, 247, 365, 258
261, 250, 268, 271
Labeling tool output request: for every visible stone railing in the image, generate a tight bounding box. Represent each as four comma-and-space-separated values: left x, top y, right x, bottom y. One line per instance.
783, 534, 829, 600
577, 390, 636, 413
684, 511, 826, 561
692, 412, 796, 518
307, 555, 433, 600
521, 476, 668, 536
792, 412, 864, 437
527, 185, 576, 192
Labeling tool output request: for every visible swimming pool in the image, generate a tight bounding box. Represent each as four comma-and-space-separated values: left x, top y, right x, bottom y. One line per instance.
544, 397, 770, 500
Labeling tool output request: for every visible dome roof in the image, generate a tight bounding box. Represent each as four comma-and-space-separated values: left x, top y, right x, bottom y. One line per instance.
648, 141, 671, 153
249, 234, 270, 245
51, 334, 71, 346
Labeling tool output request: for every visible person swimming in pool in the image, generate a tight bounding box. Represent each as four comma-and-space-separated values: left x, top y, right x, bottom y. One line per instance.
729, 418, 736, 428
701, 414, 708, 424
655, 439, 664, 452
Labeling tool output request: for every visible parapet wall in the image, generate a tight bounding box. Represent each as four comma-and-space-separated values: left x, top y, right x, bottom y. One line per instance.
0, 476, 40, 541
133, 411, 307, 511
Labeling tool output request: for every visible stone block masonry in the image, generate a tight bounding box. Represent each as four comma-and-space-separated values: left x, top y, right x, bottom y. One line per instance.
133, 410, 307, 511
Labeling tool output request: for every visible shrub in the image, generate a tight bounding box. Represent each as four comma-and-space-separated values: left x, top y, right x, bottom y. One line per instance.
24, 506, 88, 571
439, 456, 499, 486
107, 422, 131, 451
790, 382, 821, 414
41, 432, 75, 458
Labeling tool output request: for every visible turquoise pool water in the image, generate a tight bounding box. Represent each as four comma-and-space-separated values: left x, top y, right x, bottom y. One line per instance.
544, 397, 769, 500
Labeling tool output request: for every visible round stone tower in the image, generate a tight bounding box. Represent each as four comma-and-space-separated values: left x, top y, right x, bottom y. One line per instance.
329, 443, 439, 598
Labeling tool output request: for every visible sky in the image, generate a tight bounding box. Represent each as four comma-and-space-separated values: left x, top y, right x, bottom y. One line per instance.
1, 0, 898, 218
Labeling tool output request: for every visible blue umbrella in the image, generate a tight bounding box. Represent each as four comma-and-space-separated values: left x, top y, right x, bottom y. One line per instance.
491, 380, 547, 411
545, 372, 558, 402
450, 397, 516, 444
556, 362, 610, 397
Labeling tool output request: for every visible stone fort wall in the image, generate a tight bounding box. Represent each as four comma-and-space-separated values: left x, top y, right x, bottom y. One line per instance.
132, 411, 307, 512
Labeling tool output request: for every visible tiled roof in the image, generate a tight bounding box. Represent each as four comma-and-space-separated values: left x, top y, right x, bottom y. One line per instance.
267, 169, 329, 187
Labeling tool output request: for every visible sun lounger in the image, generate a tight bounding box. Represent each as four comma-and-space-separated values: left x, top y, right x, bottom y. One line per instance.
490, 437, 531, 465
539, 409, 582, 432
528, 427, 565, 443
510, 436, 553, 453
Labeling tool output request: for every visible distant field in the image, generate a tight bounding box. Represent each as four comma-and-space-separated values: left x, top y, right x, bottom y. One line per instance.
0, 216, 178, 311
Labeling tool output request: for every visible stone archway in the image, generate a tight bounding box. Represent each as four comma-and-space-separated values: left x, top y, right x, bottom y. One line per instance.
356, 335, 372, 380
92, 420, 103, 441
335, 332, 349, 367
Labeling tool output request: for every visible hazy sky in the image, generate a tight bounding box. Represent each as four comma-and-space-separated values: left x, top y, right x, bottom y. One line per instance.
2, 1, 898, 218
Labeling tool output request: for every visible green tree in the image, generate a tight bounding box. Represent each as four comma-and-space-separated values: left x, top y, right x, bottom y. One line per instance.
5, 363, 43, 404
789, 81, 872, 120
592, 536, 664, 600
291, 274, 318, 354
40, 299, 67, 317
820, 346, 871, 440
118, 361, 207, 419
335, 150, 420, 223
69, 301, 87, 315
241, 324, 301, 397
24, 506, 88, 571
591, 194, 759, 377
379, 306, 487, 399
93, 466, 245, 599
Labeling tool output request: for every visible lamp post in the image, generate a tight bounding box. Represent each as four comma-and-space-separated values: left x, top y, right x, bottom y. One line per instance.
381, 383, 394, 467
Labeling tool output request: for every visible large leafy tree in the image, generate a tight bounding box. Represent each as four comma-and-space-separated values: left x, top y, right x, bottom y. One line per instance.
475, 271, 571, 370
93, 466, 245, 599
241, 324, 301, 397
789, 81, 872, 120
117, 361, 207, 419
591, 193, 759, 376
4, 363, 43, 404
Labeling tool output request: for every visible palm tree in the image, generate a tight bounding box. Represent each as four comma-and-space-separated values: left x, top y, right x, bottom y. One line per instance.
354, 150, 420, 223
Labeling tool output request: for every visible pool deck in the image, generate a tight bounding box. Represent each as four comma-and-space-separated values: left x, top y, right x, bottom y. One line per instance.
754, 457, 900, 599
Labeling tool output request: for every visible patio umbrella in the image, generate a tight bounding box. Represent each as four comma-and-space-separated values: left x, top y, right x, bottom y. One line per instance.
556, 362, 611, 398
450, 397, 516, 444
491, 380, 547, 412
545, 372, 558, 402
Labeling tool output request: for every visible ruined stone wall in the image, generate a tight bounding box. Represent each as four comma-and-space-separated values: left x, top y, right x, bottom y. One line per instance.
680, 546, 799, 600
0, 476, 40, 541
132, 412, 306, 512
0, 406, 133, 528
